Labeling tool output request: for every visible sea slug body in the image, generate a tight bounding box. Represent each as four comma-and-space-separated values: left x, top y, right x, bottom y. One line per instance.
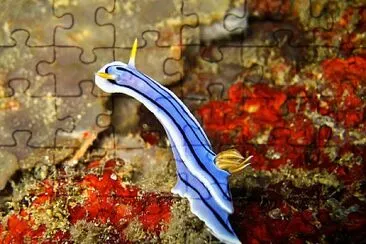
95, 41, 250, 244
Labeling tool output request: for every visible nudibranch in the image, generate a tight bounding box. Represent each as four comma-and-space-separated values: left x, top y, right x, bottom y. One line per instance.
95, 40, 251, 244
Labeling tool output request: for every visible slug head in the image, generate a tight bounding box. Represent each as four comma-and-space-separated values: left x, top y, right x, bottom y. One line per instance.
95, 61, 137, 93
95, 39, 138, 93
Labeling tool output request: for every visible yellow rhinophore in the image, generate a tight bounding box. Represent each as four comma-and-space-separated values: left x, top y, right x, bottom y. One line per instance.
128, 38, 138, 67
96, 72, 117, 81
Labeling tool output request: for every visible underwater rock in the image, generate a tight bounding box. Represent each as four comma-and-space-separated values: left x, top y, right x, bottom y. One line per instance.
0, 150, 18, 190
200, 7, 248, 42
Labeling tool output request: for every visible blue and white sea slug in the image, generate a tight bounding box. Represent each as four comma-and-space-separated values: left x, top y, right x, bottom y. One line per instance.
95, 40, 252, 244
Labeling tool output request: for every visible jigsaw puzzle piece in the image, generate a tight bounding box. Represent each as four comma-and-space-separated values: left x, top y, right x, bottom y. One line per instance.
271, 29, 317, 63
0, 30, 55, 96
96, 0, 185, 48
242, 1, 323, 48
222, 1, 248, 34
248, 0, 342, 48
0, 131, 33, 164
271, 29, 344, 68
173, 44, 259, 101
53, 0, 114, 63
0, 129, 77, 198
0, 81, 75, 175
163, 48, 185, 91
37, 47, 113, 96
0, 131, 69, 170
114, 31, 183, 85
181, 0, 246, 45
201, 5, 248, 42
0, 0, 70, 46
55, 81, 110, 148
0, 79, 74, 150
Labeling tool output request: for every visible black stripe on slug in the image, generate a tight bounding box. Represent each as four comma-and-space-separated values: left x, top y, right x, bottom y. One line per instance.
177, 173, 235, 234
106, 66, 231, 201
116, 66, 215, 156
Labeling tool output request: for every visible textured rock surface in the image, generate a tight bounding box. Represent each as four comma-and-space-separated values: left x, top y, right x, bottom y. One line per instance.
0, 151, 18, 190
